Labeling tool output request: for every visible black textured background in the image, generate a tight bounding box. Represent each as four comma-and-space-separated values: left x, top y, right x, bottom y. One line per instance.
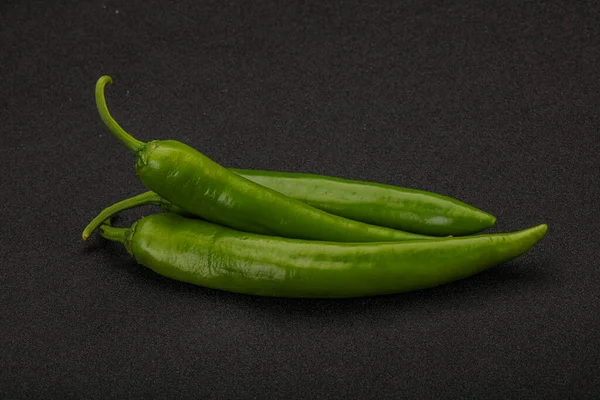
2, 0, 599, 398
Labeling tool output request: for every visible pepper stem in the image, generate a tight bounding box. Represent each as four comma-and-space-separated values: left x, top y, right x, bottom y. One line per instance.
82, 191, 164, 241
98, 223, 130, 245
95, 76, 146, 154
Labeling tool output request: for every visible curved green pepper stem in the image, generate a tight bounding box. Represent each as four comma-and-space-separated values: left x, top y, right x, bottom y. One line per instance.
95, 76, 146, 154
82, 191, 164, 241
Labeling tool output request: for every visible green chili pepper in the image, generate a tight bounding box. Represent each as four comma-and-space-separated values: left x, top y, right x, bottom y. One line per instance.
94, 75, 437, 242
82, 183, 493, 240
98, 212, 547, 298
231, 169, 496, 236
82, 167, 496, 240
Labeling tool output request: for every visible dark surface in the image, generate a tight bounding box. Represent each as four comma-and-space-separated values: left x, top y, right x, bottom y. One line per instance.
1, 0, 599, 398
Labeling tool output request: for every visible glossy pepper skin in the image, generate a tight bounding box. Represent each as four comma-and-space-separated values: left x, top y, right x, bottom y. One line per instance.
100, 213, 547, 298
82, 183, 493, 240
231, 169, 495, 236
95, 75, 434, 242
82, 168, 496, 240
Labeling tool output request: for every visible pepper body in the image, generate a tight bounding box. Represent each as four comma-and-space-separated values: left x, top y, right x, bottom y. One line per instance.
82, 170, 495, 240
134, 140, 432, 242
103, 213, 547, 298
166, 169, 496, 236
86, 170, 496, 237
231, 169, 494, 236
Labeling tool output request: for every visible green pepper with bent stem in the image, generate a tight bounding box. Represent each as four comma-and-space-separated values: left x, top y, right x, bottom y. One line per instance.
94, 75, 437, 242
88, 75, 494, 240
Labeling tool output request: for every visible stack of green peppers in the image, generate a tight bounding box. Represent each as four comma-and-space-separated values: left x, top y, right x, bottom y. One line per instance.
83, 76, 547, 298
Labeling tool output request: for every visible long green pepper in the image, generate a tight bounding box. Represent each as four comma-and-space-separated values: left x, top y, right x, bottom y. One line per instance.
82, 167, 497, 239
99, 212, 547, 298
82, 182, 496, 240
230, 169, 496, 236
95, 75, 438, 242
